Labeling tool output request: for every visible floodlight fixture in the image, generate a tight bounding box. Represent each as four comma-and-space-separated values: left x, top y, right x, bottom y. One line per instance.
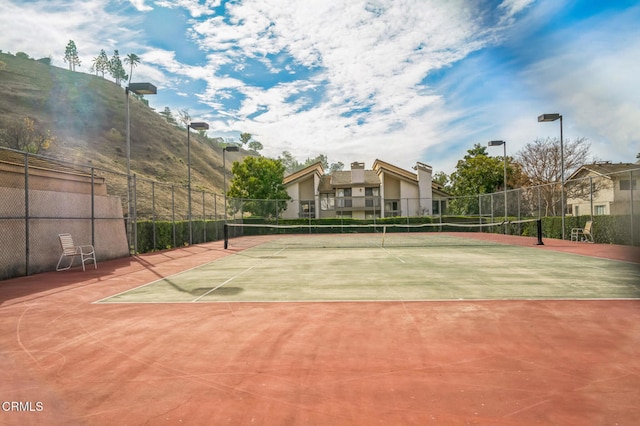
189, 122, 209, 131
538, 113, 561, 122
127, 82, 157, 95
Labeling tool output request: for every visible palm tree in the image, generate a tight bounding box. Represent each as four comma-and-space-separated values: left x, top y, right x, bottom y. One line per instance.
124, 53, 140, 84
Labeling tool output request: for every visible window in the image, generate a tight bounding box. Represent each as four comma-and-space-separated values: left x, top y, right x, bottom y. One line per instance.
300, 200, 315, 218
320, 194, 334, 211
385, 200, 400, 216
336, 188, 352, 208
594, 205, 606, 215
365, 187, 380, 207
620, 179, 637, 190
574, 205, 580, 216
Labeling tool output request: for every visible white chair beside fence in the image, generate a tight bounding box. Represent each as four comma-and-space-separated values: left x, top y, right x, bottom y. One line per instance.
56, 233, 97, 271
570, 221, 594, 243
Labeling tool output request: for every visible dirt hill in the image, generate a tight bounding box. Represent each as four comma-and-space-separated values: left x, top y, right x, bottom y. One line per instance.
0, 52, 248, 200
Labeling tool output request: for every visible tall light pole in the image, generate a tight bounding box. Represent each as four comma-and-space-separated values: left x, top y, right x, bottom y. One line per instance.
488, 140, 508, 233
125, 82, 156, 254
223, 145, 239, 221
538, 113, 565, 240
187, 122, 209, 245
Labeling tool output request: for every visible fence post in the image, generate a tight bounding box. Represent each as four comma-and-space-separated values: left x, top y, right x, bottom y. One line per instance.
202, 191, 206, 243
91, 168, 96, 247
630, 170, 635, 246
589, 176, 594, 220
152, 181, 156, 251
172, 185, 176, 249
133, 174, 138, 255
24, 153, 29, 276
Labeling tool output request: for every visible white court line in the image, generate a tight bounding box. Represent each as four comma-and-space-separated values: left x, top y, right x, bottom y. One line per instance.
93, 261, 221, 304
379, 246, 405, 263
191, 247, 286, 302
97, 297, 640, 305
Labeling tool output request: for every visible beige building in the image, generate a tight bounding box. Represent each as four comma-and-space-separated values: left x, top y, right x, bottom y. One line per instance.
282, 160, 449, 219
566, 162, 640, 216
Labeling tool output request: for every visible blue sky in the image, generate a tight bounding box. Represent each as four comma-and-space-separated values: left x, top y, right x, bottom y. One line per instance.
1, 0, 639, 174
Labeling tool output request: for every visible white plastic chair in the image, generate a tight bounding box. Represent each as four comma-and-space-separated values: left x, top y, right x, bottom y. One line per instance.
56, 233, 97, 271
570, 221, 594, 243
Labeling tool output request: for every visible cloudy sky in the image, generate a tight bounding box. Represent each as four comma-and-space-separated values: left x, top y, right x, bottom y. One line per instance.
1, 0, 638, 174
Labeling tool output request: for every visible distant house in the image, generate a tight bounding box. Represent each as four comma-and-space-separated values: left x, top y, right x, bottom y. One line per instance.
282, 160, 450, 219
565, 161, 640, 216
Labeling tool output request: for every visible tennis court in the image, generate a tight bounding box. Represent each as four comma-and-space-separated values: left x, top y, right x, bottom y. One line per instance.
99, 231, 640, 303
1, 231, 640, 425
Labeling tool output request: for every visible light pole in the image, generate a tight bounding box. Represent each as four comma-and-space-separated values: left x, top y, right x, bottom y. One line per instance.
488, 140, 508, 233
187, 121, 209, 245
223, 145, 239, 221
125, 82, 157, 254
538, 113, 565, 240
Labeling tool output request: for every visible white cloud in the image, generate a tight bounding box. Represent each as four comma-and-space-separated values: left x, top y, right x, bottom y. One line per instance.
0, 0, 142, 68
129, 0, 153, 12
185, 0, 520, 168
154, 0, 220, 18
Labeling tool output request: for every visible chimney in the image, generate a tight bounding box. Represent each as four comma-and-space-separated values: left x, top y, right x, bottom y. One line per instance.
351, 162, 365, 184
415, 162, 433, 215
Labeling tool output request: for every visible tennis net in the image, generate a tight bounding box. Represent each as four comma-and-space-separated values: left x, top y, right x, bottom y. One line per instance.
223, 219, 543, 249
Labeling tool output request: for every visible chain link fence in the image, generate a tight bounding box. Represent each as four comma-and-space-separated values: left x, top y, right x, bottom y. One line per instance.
227, 166, 639, 245
0, 147, 228, 279
1, 145, 638, 279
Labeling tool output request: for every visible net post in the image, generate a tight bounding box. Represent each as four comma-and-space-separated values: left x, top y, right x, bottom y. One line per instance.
536, 219, 544, 245
223, 223, 229, 249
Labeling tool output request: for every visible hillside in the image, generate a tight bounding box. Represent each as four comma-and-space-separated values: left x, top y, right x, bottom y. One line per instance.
0, 52, 248, 212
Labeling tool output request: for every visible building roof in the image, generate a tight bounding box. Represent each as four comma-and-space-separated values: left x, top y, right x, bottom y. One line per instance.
567, 162, 639, 180
329, 170, 380, 187
371, 159, 417, 182
283, 161, 324, 185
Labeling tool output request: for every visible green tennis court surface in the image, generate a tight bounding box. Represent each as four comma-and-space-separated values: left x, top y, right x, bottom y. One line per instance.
99, 234, 640, 303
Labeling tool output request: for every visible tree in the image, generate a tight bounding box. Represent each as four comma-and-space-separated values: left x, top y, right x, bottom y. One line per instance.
227, 157, 291, 217
432, 171, 450, 190
0, 116, 56, 154
159, 107, 177, 125
279, 151, 333, 173
124, 53, 140, 83
248, 140, 263, 152
109, 50, 127, 85
516, 137, 591, 216
91, 49, 109, 77
328, 161, 345, 173
448, 144, 507, 215
63, 40, 81, 71
177, 109, 191, 128
239, 132, 252, 145
237, 132, 263, 152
